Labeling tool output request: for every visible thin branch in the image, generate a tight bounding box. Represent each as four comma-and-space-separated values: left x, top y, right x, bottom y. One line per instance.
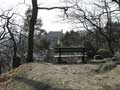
37, 6, 71, 10
38, 6, 72, 17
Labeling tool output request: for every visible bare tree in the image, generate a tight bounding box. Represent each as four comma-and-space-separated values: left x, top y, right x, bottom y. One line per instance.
112, 0, 120, 7
26, 0, 71, 62
6, 16, 21, 68
66, 0, 120, 54
0, 10, 22, 68
27, 0, 38, 62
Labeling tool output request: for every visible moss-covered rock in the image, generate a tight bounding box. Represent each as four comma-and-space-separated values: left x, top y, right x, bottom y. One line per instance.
96, 62, 117, 73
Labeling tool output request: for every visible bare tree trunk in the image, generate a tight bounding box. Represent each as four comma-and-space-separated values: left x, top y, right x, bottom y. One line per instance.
27, 0, 38, 62
107, 39, 114, 55
6, 17, 21, 68
6, 18, 21, 68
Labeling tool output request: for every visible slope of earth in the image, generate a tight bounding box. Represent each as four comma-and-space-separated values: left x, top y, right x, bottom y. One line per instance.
1, 62, 120, 90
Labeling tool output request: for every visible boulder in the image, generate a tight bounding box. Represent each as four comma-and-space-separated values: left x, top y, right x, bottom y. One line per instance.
96, 62, 117, 73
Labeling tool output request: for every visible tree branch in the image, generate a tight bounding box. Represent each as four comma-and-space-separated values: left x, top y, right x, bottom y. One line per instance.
38, 6, 71, 10
38, 6, 72, 17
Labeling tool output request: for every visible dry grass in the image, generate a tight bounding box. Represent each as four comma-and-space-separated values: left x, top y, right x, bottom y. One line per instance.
2, 62, 120, 90
6, 63, 33, 77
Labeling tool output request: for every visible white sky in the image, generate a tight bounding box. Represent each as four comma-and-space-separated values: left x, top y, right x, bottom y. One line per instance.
0, 0, 111, 32
0, 0, 75, 32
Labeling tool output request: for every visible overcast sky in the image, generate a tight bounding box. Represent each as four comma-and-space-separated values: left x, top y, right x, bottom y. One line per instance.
0, 0, 102, 32
0, 0, 76, 32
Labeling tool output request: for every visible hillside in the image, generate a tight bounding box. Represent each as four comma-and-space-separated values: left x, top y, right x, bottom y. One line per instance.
0, 63, 120, 90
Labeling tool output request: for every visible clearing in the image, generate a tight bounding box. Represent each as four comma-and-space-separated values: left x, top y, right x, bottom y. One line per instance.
1, 62, 120, 90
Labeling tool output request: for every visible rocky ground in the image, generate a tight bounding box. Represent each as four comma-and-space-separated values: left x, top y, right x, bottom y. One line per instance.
0, 62, 120, 90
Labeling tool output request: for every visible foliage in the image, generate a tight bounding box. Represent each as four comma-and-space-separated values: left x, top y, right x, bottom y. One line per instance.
44, 49, 55, 63
23, 8, 42, 33
34, 29, 49, 50
23, 8, 32, 32
34, 35, 49, 51
97, 49, 112, 58
84, 40, 96, 59
62, 30, 83, 47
